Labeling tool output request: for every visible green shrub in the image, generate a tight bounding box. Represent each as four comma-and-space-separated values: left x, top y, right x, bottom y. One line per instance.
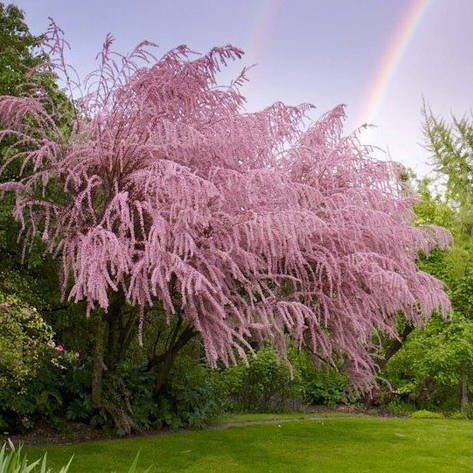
220, 347, 304, 412
449, 411, 467, 420
0, 293, 60, 431
290, 347, 356, 407
410, 410, 444, 419
385, 398, 415, 416
382, 314, 473, 416
0, 287, 91, 433
213, 346, 355, 412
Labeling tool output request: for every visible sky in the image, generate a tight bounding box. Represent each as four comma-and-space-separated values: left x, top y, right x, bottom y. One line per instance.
12, 0, 473, 177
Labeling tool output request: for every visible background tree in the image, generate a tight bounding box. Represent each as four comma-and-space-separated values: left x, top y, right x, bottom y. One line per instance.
0, 22, 450, 430
380, 108, 473, 416
0, 3, 42, 95
0, 2, 86, 348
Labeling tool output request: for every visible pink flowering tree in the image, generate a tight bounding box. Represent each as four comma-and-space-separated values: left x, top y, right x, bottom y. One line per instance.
0, 22, 450, 424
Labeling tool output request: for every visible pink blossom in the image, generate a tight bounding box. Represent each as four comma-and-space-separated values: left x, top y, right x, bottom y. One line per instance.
75, 352, 80, 357
0, 20, 451, 388
56, 345, 64, 352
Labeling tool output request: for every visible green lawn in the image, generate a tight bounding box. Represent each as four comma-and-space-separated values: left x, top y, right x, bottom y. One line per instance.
27, 416, 473, 472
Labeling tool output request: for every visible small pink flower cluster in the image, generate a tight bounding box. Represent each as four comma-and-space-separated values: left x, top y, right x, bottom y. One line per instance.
0, 301, 12, 310
47, 340, 79, 357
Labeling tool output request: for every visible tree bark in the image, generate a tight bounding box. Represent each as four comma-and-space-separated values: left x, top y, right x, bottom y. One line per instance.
105, 305, 137, 374
91, 293, 136, 408
362, 323, 415, 408
150, 319, 198, 396
378, 323, 414, 370
91, 315, 106, 408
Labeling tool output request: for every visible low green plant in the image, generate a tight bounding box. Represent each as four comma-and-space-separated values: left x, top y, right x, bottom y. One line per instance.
0, 441, 72, 473
0, 443, 151, 473
410, 410, 444, 419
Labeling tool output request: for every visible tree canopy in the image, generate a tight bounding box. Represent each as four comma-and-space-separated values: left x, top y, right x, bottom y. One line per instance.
0, 3, 43, 96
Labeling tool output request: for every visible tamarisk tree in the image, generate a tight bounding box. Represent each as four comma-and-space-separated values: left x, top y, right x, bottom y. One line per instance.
0, 22, 451, 404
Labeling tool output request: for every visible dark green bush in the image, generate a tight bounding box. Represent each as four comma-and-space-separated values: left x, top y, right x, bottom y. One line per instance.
219, 347, 303, 412
292, 348, 354, 406
0, 292, 58, 431
212, 346, 354, 413
126, 356, 224, 431
0, 287, 90, 433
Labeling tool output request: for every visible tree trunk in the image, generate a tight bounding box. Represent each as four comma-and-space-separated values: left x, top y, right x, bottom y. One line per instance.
91, 293, 136, 408
155, 349, 178, 395
91, 315, 106, 408
461, 364, 468, 417
105, 301, 137, 374
378, 323, 414, 370
361, 323, 414, 408
148, 318, 197, 396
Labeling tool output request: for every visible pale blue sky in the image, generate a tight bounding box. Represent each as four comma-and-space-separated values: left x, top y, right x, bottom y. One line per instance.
12, 0, 473, 176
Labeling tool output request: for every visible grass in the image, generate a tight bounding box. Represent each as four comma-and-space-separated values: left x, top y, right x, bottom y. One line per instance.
26, 415, 473, 472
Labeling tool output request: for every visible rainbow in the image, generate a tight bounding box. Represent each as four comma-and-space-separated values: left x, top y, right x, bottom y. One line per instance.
245, 0, 283, 64
357, 0, 432, 127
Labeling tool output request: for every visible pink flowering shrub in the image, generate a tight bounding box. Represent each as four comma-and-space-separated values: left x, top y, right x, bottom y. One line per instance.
0, 21, 451, 386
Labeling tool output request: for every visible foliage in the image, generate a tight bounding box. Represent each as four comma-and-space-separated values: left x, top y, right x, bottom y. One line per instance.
0, 289, 57, 430
219, 347, 303, 412
0, 3, 43, 96
0, 272, 86, 433
0, 21, 451, 391
126, 356, 224, 432
391, 313, 473, 385
214, 346, 353, 411
299, 365, 353, 407
0, 295, 53, 388
383, 313, 473, 413
423, 106, 473, 208
385, 398, 415, 416
379, 109, 473, 415
290, 346, 356, 406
